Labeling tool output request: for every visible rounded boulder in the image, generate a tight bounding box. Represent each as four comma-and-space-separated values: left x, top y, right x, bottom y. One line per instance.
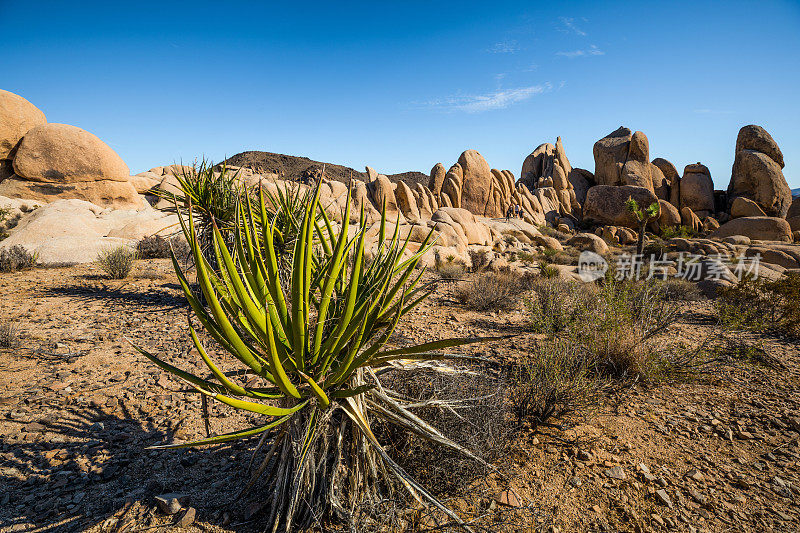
13, 123, 130, 183
0, 89, 47, 159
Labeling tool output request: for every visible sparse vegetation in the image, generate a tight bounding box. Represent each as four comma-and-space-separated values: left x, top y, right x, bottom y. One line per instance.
661, 224, 698, 239
625, 197, 660, 256
455, 271, 532, 311
538, 261, 560, 278
0, 207, 9, 241
0, 245, 37, 272
717, 273, 800, 336
468, 248, 489, 272
96, 246, 136, 279
435, 252, 466, 281
527, 278, 590, 334
510, 339, 596, 428
656, 277, 704, 301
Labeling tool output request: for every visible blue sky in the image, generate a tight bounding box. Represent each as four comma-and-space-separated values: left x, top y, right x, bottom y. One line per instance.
4, 0, 800, 188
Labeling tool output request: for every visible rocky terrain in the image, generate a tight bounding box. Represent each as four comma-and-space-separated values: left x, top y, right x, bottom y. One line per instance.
1, 261, 799, 532
2, 88, 800, 532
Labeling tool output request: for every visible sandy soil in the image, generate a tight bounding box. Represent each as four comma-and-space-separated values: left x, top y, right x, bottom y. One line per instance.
0, 260, 798, 532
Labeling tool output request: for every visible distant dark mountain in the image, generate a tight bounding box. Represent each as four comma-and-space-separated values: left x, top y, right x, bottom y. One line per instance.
792, 187, 799, 197
222, 151, 428, 188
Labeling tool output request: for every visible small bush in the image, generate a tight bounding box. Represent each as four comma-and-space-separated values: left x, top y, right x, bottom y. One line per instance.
517, 251, 537, 263
468, 248, 489, 272
96, 246, 136, 279
137, 235, 192, 264
661, 225, 698, 239
538, 262, 560, 279
539, 247, 560, 263
509, 339, 597, 428
575, 278, 680, 378
527, 278, 590, 334
0, 245, 37, 272
0, 207, 9, 241
717, 273, 800, 336
657, 277, 703, 301
435, 252, 466, 281
0, 322, 19, 348
455, 271, 532, 311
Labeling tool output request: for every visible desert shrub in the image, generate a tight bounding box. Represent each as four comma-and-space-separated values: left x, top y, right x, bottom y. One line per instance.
717, 273, 800, 336
539, 247, 560, 263
539, 225, 568, 241
0, 322, 18, 348
468, 248, 490, 272
0, 207, 8, 241
0, 245, 37, 272
509, 339, 596, 428
538, 261, 560, 279
517, 250, 537, 263
574, 278, 680, 378
661, 225, 698, 239
96, 246, 136, 279
656, 277, 704, 301
136, 235, 171, 258
642, 239, 668, 261
455, 271, 532, 311
527, 278, 590, 334
136, 235, 192, 265
435, 252, 466, 281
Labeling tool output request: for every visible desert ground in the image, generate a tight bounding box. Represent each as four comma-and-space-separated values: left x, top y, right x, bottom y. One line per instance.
1, 253, 798, 533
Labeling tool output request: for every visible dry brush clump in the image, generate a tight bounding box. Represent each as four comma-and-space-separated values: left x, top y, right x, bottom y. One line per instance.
509, 338, 597, 429
455, 270, 533, 311
434, 251, 466, 281
134, 184, 498, 532
526, 277, 683, 381
96, 245, 136, 279
0, 245, 37, 272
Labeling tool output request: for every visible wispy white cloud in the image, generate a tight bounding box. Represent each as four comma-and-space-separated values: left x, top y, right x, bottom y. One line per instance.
487, 40, 520, 54
419, 84, 551, 113
558, 16, 587, 36
556, 44, 604, 58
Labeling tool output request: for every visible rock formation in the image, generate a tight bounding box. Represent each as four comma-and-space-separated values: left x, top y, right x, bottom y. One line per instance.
0, 89, 46, 160
727, 125, 791, 217
519, 137, 578, 215
582, 185, 659, 229
679, 163, 714, 215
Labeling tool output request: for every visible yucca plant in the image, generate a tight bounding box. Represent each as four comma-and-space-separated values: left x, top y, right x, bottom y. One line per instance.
134, 183, 497, 531
155, 159, 244, 259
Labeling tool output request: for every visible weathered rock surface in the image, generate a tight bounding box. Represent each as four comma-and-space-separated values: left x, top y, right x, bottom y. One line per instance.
520, 138, 577, 214
583, 185, 659, 228
13, 123, 130, 183
0, 177, 143, 209
593, 127, 632, 186
0, 89, 47, 160
680, 163, 714, 214
0, 199, 178, 264
728, 139, 791, 217
658, 199, 681, 228
567, 233, 609, 255
735, 124, 784, 168
710, 216, 793, 242
730, 196, 767, 218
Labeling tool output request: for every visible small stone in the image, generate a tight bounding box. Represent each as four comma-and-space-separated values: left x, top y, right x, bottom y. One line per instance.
605, 466, 626, 480
651, 513, 665, 527
688, 489, 707, 505
175, 507, 196, 528
569, 476, 583, 488
155, 493, 190, 515
655, 489, 673, 508
736, 430, 754, 440
592, 504, 602, 513
686, 469, 704, 482
495, 490, 522, 507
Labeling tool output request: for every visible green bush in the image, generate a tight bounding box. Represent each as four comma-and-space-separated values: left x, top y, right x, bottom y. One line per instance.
0, 245, 37, 272
717, 273, 800, 336
468, 248, 490, 272
538, 261, 560, 279
96, 246, 136, 279
435, 252, 466, 281
661, 225, 698, 239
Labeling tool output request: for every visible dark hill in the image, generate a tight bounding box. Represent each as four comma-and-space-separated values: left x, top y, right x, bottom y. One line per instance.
222, 151, 429, 188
